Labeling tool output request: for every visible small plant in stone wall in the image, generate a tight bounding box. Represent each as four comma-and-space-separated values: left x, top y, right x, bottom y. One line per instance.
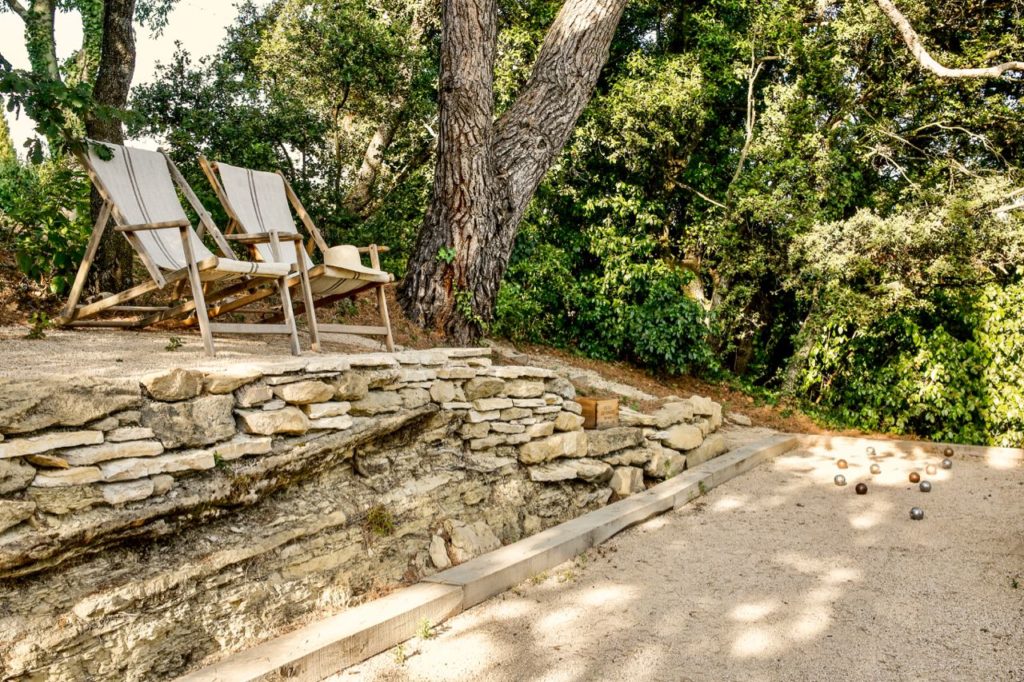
417, 617, 434, 640
165, 336, 183, 351
366, 504, 395, 537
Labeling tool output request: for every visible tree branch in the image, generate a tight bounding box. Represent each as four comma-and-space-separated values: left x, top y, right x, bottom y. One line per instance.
874, 0, 1024, 79
2, 0, 28, 20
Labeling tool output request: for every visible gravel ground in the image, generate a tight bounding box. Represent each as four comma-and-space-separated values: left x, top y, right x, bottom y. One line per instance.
346, 448, 1024, 682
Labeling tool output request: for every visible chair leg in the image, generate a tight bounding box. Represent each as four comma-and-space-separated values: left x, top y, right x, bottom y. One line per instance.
180, 227, 216, 357
294, 241, 321, 353
377, 284, 395, 352
277, 275, 302, 356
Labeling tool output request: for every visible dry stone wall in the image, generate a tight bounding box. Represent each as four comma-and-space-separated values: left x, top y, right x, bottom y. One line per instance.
0, 348, 725, 680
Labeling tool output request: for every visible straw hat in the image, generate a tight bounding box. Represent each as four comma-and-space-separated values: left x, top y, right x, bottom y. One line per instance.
323, 245, 382, 276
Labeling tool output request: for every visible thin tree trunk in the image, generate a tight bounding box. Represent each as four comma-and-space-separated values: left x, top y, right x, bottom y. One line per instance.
400, 0, 628, 342
85, 0, 137, 294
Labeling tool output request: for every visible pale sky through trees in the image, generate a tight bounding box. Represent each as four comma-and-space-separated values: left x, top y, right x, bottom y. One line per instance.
0, 0, 272, 154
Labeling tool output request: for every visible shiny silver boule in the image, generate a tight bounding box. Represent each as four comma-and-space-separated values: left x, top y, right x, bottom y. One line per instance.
870, 464, 881, 475
834, 474, 847, 487
919, 481, 932, 493
910, 507, 925, 520
942, 458, 953, 469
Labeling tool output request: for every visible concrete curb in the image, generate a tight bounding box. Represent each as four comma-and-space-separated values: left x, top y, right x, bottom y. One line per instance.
175, 434, 799, 682
798, 434, 1023, 469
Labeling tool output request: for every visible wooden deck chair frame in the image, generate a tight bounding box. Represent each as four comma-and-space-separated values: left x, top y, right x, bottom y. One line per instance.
198, 156, 395, 352
57, 141, 317, 357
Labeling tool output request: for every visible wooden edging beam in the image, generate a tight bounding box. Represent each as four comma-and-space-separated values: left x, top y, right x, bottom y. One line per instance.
175, 434, 798, 682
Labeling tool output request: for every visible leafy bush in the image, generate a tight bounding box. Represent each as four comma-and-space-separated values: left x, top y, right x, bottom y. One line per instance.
799, 285, 1024, 447
0, 156, 90, 293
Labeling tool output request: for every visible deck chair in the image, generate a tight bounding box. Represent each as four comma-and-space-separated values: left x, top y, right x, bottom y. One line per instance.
198, 156, 395, 352
58, 140, 314, 357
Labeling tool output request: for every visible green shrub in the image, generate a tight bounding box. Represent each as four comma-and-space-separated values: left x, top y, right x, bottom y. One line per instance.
0, 156, 90, 293
799, 284, 1024, 447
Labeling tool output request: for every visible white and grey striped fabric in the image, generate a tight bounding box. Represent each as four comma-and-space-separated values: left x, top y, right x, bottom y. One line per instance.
86, 141, 215, 271
215, 162, 313, 269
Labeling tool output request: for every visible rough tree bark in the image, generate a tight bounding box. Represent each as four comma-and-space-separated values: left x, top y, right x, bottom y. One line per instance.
400, 0, 628, 343
85, 0, 137, 293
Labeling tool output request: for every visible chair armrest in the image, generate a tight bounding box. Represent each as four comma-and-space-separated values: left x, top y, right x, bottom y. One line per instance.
226, 231, 303, 244
356, 245, 390, 254
114, 219, 191, 232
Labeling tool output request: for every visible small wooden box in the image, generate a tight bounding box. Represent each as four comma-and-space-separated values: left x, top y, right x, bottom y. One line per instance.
577, 397, 619, 430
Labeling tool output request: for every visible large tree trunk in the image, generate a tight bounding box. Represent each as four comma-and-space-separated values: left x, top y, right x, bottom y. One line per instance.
400, 0, 628, 342
85, 0, 137, 294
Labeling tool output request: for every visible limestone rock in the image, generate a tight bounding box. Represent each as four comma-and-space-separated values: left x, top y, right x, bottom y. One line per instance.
360, 369, 401, 389
645, 450, 687, 479
400, 388, 431, 409
203, 371, 261, 395
0, 459, 36, 494
653, 401, 695, 428
709, 402, 723, 431
0, 376, 141, 435
105, 426, 156, 443
562, 401, 583, 415
309, 415, 354, 431
586, 427, 645, 457
90, 417, 119, 432
142, 394, 236, 449
303, 401, 351, 419
525, 422, 555, 439
208, 435, 273, 461
348, 392, 403, 416
519, 431, 588, 464
0, 430, 102, 460
463, 377, 505, 400
684, 434, 728, 467
467, 410, 500, 423
574, 458, 614, 483
727, 412, 752, 427
462, 452, 516, 473
504, 380, 545, 398
499, 407, 532, 421
481, 366, 554, 379
262, 400, 286, 411
460, 423, 490, 439
553, 412, 585, 432
690, 395, 715, 417
32, 467, 102, 487
528, 461, 578, 482
273, 380, 335, 405
236, 407, 310, 436
429, 535, 451, 569
473, 398, 513, 412
28, 485, 103, 514
447, 520, 502, 564
429, 381, 457, 403
436, 367, 477, 380
469, 435, 506, 450
333, 373, 370, 401
115, 410, 141, 425
511, 398, 546, 408
544, 376, 576, 400
152, 474, 174, 495
602, 447, 654, 467
100, 479, 155, 505
141, 368, 204, 402
60, 440, 164, 466
609, 466, 645, 497
25, 453, 67, 469
490, 422, 525, 434
99, 450, 215, 482
662, 424, 704, 451
0, 500, 35, 533
235, 383, 273, 408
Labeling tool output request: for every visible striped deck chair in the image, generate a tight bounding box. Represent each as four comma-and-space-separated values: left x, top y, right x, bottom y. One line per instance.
58, 141, 313, 356
199, 156, 395, 352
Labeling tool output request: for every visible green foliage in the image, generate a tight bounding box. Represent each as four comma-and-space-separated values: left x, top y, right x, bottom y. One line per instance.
24, 311, 49, 339
165, 336, 184, 351
0, 154, 90, 292
365, 504, 395, 537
